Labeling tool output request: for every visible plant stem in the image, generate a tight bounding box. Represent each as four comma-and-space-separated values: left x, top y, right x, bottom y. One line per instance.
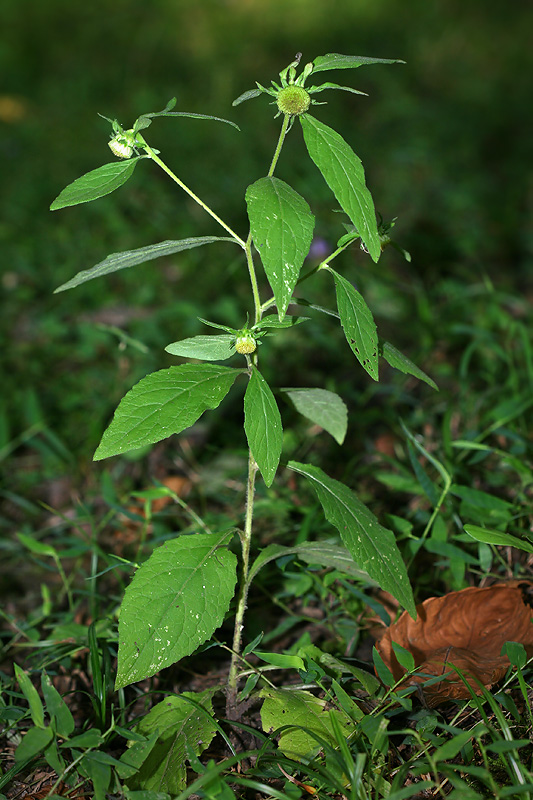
227, 451, 258, 715
226, 116, 292, 715
142, 144, 247, 248
268, 114, 291, 177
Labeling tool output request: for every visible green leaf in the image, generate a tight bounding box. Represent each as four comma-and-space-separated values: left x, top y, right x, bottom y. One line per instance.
94, 364, 243, 460
255, 315, 309, 330
115, 532, 237, 689
281, 387, 347, 444
244, 367, 283, 487
136, 109, 240, 131
381, 342, 438, 390
247, 541, 373, 586
165, 335, 235, 361
50, 158, 142, 210
129, 689, 218, 794
432, 730, 474, 763
232, 87, 263, 106
246, 176, 315, 320
312, 53, 405, 73
308, 81, 367, 96
300, 115, 380, 261
287, 462, 415, 617
14, 726, 54, 762
330, 269, 378, 381
55, 237, 239, 292
259, 688, 355, 760
14, 664, 45, 728
17, 533, 57, 559
254, 652, 305, 670
464, 525, 533, 554
41, 672, 75, 739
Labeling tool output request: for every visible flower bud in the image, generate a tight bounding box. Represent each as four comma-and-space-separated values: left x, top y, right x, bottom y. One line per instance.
235, 333, 257, 355
276, 85, 311, 116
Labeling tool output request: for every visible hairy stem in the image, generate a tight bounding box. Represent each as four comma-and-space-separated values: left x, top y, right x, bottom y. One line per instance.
227, 451, 258, 715
141, 143, 246, 248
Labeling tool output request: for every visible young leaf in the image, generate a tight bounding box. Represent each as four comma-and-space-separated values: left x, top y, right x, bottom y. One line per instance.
312, 53, 405, 73
246, 176, 315, 320
381, 341, 438, 390
244, 367, 283, 487
281, 387, 347, 444
255, 315, 309, 329
232, 87, 263, 106
50, 158, 142, 210
287, 461, 415, 617
165, 335, 235, 361
94, 364, 243, 460
55, 237, 240, 292
330, 269, 378, 381
129, 689, 219, 794
300, 115, 380, 261
115, 532, 237, 689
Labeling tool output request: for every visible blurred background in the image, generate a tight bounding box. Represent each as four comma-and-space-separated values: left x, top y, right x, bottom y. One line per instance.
1, 0, 532, 518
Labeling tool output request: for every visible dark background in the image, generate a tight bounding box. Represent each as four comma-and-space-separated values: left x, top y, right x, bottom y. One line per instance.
1, 0, 532, 501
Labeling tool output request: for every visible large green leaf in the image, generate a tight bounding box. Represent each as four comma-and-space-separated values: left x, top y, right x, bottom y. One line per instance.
165, 334, 235, 361
312, 53, 405, 73
260, 688, 355, 761
244, 367, 283, 487
287, 462, 415, 617
300, 115, 380, 261
94, 364, 243, 460
246, 176, 315, 320
55, 237, 238, 292
381, 341, 438, 390
127, 689, 218, 793
50, 158, 142, 210
330, 269, 378, 381
281, 387, 347, 444
115, 532, 237, 689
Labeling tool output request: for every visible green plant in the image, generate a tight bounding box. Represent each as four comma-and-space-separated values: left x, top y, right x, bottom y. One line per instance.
50, 52, 435, 738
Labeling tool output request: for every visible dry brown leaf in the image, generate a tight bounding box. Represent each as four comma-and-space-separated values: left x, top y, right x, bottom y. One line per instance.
376, 581, 533, 706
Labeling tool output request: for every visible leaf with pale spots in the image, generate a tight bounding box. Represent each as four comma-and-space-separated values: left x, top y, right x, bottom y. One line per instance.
246, 176, 315, 320
287, 461, 415, 617
115, 532, 237, 689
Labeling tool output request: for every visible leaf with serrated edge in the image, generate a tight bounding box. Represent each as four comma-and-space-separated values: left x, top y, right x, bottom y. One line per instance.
244, 367, 283, 487
287, 461, 415, 617
94, 364, 243, 460
55, 237, 238, 292
50, 159, 142, 211
331, 269, 378, 381
381, 341, 438, 390
246, 176, 314, 320
115, 532, 237, 689
130, 689, 218, 793
300, 115, 380, 261
282, 388, 347, 444
165, 335, 235, 361
312, 54, 405, 73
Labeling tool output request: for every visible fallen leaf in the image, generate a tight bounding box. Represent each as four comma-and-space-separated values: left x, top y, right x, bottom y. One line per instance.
375, 581, 533, 706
